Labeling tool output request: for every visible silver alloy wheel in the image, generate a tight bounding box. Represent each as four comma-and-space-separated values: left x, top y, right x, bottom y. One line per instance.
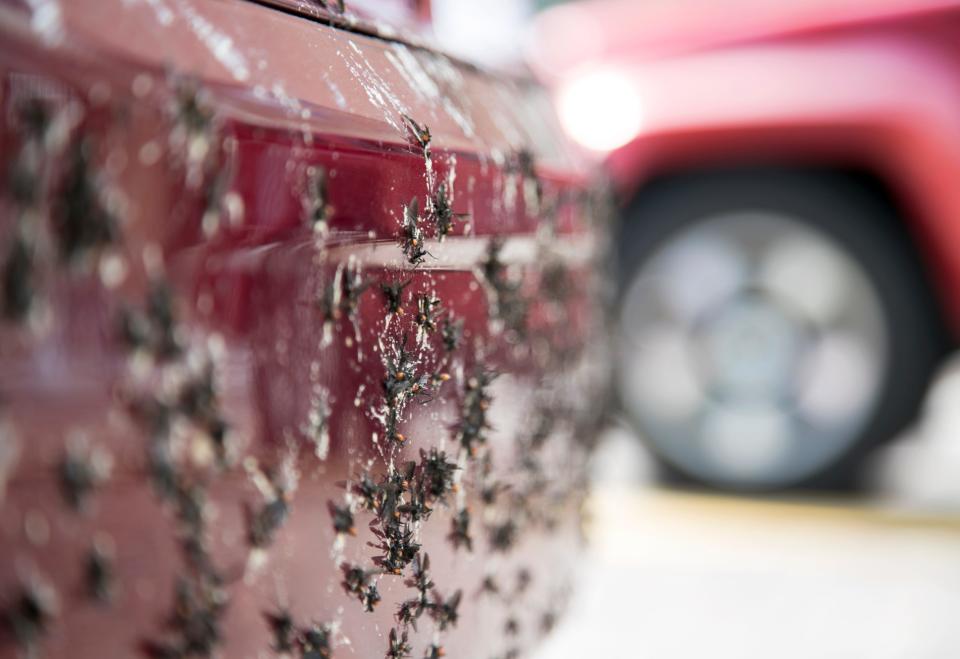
618, 211, 889, 488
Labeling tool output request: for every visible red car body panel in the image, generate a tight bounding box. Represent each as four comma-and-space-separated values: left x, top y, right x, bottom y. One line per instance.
0, 1, 608, 657
537, 0, 960, 336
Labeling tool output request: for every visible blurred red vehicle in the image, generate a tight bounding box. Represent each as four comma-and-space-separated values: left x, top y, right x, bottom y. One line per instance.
535, 0, 960, 490
0, 1, 609, 657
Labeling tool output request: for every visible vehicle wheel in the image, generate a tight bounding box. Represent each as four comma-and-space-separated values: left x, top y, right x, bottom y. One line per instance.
616, 171, 945, 491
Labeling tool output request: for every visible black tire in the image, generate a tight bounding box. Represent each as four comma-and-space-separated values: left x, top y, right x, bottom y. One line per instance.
616, 169, 947, 492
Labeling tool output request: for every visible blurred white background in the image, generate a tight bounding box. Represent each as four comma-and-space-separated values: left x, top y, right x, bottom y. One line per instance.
534, 357, 960, 659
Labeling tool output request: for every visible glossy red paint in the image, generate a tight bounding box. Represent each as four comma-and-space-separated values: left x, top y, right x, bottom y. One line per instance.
0, 1, 608, 658
535, 0, 960, 335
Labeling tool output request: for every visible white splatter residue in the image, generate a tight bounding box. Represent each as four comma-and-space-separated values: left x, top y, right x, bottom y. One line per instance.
24, 0, 63, 44
303, 390, 331, 461
322, 71, 348, 110
341, 41, 408, 133
386, 43, 440, 101
175, 0, 250, 82
129, 0, 174, 26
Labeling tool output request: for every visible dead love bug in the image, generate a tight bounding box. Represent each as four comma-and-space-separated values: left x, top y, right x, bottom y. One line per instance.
400, 197, 428, 265
504, 617, 520, 636
350, 471, 379, 512
162, 574, 229, 658
373, 461, 414, 522
405, 553, 433, 602
381, 277, 413, 315
424, 644, 446, 659
4, 578, 59, 653
540, 610, 557, 635
86, 540, 115, 604
341, 564, 382, 611
299, 622, 333, 658
428, 589, 462, 631
52, 138, 117, 264
174, 79, 214, 138
386, 627, 412, 659
509, 148, 537, 180
480, 238, 528, 334
119, 282, 182, 360
396, 486, 432, 524
417, 447, 458, 504
441, 315, 463, 352
318, 261, 373, 324
1, 233, 34, 322
488, 520, 518, 552
399, 594, 431, 631
481, 237, 507, 283
16, 96, 51, 142
397, 555, 431, 629
480, 480, 506, 506
478, 575, 500, 598
428, 181, 467, 240
247, 474, 291, 549
264, 608, 295, 653
305, 166, 333, 232
414, 294, 442, 333
59, 441, 111, 512
382, 335, 431, 407
453, 369, 497, 457
328, 500, 356, 536
370, 522, 420, 574
448, 508, 472, 551
515, 568, 532, 595
509, 148, 544, 211
401, 113, 431, 151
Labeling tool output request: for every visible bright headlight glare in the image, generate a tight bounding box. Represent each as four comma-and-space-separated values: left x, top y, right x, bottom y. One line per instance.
556, 67, 643, 152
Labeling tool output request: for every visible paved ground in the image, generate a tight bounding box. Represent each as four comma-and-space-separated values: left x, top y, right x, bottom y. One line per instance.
534, 359, 960, 658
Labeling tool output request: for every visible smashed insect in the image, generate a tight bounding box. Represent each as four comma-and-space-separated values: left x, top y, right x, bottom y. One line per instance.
488, 519, 518, 552
298, 622, 334, 658
441, 315, 464, 352
453, 368, 497, 457
341, 564, 382, 612
144, 573, 228, 659
246, 467, 293, 549
428, 589, 462, 631
264, 608, 295, 653
59, 440, 112, 512
400, 197, 428, 265
386, 627, 412, 659
417, 448, 458, 504
52, 138, 117, 264
427, 182, 467, 240
328, 500, 356, 536
380, 277, 413, 315
401, 114, 431, 151
118, 281, 182, 360
414, 294, 442, 334
1, 233, 34, 322
3, 578, 59, 653
305, 165, 333, 233
318, 261, 372, 325
448, 507, 472, 551
480, 238, 528, 335
424, 644, 446, 659
86, 540, 115, 604
370, 522, 420, 574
